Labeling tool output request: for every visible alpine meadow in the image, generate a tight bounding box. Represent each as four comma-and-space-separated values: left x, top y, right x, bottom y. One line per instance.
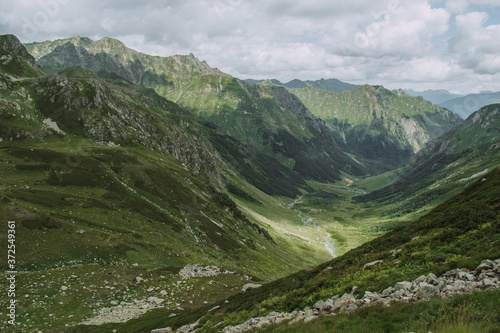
1, 1, 500, 332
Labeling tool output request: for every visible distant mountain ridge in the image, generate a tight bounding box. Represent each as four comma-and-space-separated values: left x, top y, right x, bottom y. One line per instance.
290, 84, 463, 170
24, 36, 371, 184
405, 88, 500, 119
438, 91, 500, 119
26, 36, 228, 86
405, 88, 464, 105
246, 77, 358, 93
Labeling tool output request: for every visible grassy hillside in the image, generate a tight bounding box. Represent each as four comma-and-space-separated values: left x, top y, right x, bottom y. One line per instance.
24, 36, 372, 183
356, 104, 500, 218
5, 34, 497, 333
290, 85, 462, 170
64, 165, 500, 332
0, 35, 342, 332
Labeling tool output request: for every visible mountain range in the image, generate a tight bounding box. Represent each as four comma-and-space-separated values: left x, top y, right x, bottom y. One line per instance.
286, 84, 462, 170
26, 36, 463, 173
245, 78, 358, 93
1, 34, 499, 332
406, 88, 500, 119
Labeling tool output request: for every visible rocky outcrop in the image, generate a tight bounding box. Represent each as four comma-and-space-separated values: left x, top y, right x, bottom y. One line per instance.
219, 258, 500, 333
82, 297, 165, 325
179, 264, 220, 280
179, 264, 235, 280
241, 283, 262, 293
0, 34, 42, 74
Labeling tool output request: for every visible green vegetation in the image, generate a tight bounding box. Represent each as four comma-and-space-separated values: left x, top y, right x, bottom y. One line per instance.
356, 104, 500, 208
0, 34, 497, 333
132, 166, 498, 332
261, 290, 500, 333
290, 85, 462, 170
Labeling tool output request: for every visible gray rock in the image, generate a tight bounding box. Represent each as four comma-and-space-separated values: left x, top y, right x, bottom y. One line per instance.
362, 291, 380, 304
414, 275, 427, 284
241, 283, 262, 293
363, 260, 383, 270
313, 300, 333, 313
179, 264, 221, 280
303, 315, 317, 323
437, 280, 447, 291
457, 272, 475, 281
425, 273, 438, 285
382, 286, 395, 296
416, 282, 439, 300
475, 259, 495, 274
147, 297, 164, 305
391, 249, 402, 257
151, 328, 172, 333
346, 303, 359, 314
332, 293, 356, 313
394, 281, 412, 291
483, 279, 496, 288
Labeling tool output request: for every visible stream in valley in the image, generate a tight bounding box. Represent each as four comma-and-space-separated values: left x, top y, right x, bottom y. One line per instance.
289, 197, 337, 258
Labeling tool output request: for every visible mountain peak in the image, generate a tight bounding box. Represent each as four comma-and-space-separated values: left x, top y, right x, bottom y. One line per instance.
0, 34, 43, 77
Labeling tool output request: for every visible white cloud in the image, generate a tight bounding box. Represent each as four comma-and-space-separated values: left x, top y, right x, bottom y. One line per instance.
448, 11, 500, 74
1, 0, 500, 93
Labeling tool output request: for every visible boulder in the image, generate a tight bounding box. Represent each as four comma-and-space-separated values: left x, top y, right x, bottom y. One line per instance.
147, 297, 164, 305
414, 275, 427, 284
151, 328, 172, 333
363, 260, 383, 270
483, 279, 496, 288
362, 291, 380, 304
303, 315, 317, 323
425, 273, 438, 285
394, 281, 412, 292
416, 282, 439, 300
475, 259, 495, 275
241, 283, 262, 293
331, 293, 356, 313
382, 286, 395, 296
313, 300, 333, 313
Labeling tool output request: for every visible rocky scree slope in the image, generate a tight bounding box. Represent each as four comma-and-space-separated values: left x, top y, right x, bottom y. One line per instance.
218, 258, 500, 333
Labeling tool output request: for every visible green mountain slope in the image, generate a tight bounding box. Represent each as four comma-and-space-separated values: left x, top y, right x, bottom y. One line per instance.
0, 35, 337, 331
291, 85, 463, 170
356, 104, 500, 217
0, 34, 44, 78
25, 36, 370, 182
74, 165, 500, 332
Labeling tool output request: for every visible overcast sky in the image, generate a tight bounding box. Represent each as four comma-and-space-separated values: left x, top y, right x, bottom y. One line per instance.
1, 0, 500, 93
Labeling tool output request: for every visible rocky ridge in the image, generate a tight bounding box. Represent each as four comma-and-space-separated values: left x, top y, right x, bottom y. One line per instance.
152, 258, 500, 333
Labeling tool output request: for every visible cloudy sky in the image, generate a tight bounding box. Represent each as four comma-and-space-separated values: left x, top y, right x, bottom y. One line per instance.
1, 0, 500, 93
